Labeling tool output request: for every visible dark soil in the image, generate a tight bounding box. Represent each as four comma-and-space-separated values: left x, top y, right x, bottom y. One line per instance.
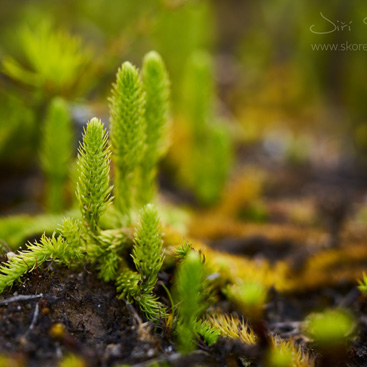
0, 265, 165, 367
1, 246, 367, 367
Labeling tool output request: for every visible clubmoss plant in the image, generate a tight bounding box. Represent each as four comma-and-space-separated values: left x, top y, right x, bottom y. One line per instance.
40, 97, 73, 213
132, 204, 164, 292
0, 219, 83, 293
138, 51, 170, 205
179, 50, 233, 206
2, 21, 91, 96
174, 249, 219, 353
116, 204, 166, 320
183, 51, 214, 140
109, 62, 145, 220
76, 118, 113, 236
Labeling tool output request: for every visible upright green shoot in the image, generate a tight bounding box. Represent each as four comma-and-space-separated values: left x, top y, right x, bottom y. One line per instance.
132, 203, 164, 293
183, 51, 214, 140
109, 62, 145, 220
76, 118, 112, 236
40, 97, 73, 213
174, 250, 205, 353
116, 204, 166, 320
180, 51, 233, 206
138, 51, 170, 205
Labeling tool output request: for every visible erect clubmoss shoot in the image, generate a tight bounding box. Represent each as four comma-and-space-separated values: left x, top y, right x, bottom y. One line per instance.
174, 250, 206, 353
116, 204, 166, 320
138, 51, 170, 205
76, 117, 112, 235
40, 97, 73, 213
109, 61, 145, 220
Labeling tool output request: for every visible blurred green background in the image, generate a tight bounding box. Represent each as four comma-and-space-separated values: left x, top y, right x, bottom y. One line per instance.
0, 0, 366, 214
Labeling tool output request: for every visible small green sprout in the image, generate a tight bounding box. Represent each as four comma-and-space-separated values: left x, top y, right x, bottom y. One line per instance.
40, 97, 73, 213
304, 309, 355, 348
138, 51, 170, 205
116, 204, 166, 320
132, 204, 165, 293
174, 250, 218, 353
76, 118, 113, 235
109, 61, 145, 220
225, 281, 267, 320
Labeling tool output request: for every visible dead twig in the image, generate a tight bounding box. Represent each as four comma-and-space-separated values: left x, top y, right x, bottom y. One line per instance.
0, 293, 43, 305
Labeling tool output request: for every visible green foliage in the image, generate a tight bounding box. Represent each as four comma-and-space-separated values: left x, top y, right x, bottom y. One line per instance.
194, 319, 220, 347
96, 229, 126, 282
0, 210, 79, 250
180, 51, 233, 206
40, 97, 73, 213
0, 52, 177, 325
58, 217, 85, 263
183, 51, 214, 139
173, 243, 192, 262
109, 61, 145, 220
0, 229, 83, 293
265, 348, 293, 367
116, 204, 166, 320
224, 281, 267, 319
132, 204, 164, 292
116, 264, 142, 300
358, 272, 367, 296
154, 0, 213, 94
0, 91, 36, 164
76, 118, 112, 235
174, 250, 206, 353
138, 51, 170, 205
192, 123, 232, 205
2, 22, 91, 95
304, 309, 355, 348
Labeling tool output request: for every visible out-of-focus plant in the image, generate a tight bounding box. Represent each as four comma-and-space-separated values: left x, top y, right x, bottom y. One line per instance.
304, 308, 355, 366
138, 51, 170, 205
2, 22, 92, 97
174, 250, 220, 353
153, 0, 213, 100
0, 91, 36, 165
40, 98, 73, 213
0, 21, 93, 177
175, 50, 233, 206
